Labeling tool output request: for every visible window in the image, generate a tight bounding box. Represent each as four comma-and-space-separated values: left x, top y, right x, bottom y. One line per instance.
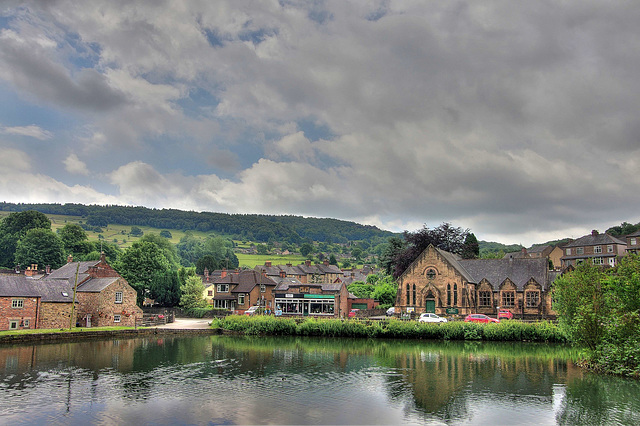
576, 247, 584, 255
594, 246, 602, 253
9, 320, 19, 330
207, 290, 213, 296
447, 284, 451, 306
593, 257, 603, 265
566, 248, 571, 255
412, 284, 416, 305
607, 245, 614, 253
214, 299, 230, 309
406, 284, 410, 304
526, 291, 540, 308
631, 238, 637, 246
217, 284, 229, 293
11, 299, 24, 308
453, 284, 458, 306
23, 319, 30, 328
260, 284, 266, 293
609, 257, 616, 267
114, 314, 121, 323
426, 269, 436, 280
502, 291, 515, 307
479, 291, 492, 307
115, 292, 123, 304
238, 294, 245, 305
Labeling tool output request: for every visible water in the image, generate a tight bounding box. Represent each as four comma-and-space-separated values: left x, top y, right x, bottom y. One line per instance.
1, 335, 639, 425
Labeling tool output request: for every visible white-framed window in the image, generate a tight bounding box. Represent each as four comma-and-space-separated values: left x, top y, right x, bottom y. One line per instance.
23, 319, 30, 328
113, 314, 121, 323
9, 320, 19, 330
631, 238, 637, 246
594, 246, 602, 253
115, 291, 123, 304
11, 299, 24, 308
566, 248, 571, 255
260, 284, 266, 293
609, 257, 616, 267
238, 294, 245, 305
607, 245, 614, 253
593, 257, 603, 265
217, 284, 229, 292
576, 247, 584, 255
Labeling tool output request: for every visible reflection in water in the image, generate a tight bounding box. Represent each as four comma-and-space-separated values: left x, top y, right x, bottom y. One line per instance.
0, 336, 638, 425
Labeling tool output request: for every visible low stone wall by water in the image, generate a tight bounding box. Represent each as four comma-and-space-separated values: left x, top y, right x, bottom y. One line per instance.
0, 327, 220, 344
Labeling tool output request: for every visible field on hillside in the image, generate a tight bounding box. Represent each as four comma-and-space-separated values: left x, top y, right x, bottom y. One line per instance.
236, 253, 307, 269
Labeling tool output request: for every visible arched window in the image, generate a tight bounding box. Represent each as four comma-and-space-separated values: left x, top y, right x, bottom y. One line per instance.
447, 284, 451, 306
406, 284, 410, 304
412, 284, 416, 305
454, 284, 458, 306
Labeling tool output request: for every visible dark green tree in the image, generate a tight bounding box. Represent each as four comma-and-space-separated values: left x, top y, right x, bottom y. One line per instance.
0, 210, 51, 267
347, 281, 374, 298
159, 230, 172, 239
140, 233, 180, 267
59, 223, 93, 256
130, 226, 143, 237
14, 228, 66, 269
114, 241, 171, 306
461, 233, 480, 259
379, 236, 406, 276
300, 242, 314, 257
329, 254, 338, 266
149, 269, 182, 306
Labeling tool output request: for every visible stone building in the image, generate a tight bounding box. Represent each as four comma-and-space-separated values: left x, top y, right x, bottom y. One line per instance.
395, 244, 554, 320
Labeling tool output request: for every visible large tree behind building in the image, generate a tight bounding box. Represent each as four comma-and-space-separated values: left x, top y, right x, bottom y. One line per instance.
14, 228, 66, 269
59, 223, 93, 257
391, 223, 470, 278
0, 210, 51, 267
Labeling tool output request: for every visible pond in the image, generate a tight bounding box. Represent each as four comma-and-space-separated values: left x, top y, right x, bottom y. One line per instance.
1, 335, 639, 425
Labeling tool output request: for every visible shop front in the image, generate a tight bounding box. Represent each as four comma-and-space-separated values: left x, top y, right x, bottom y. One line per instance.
274, 294, 336, 317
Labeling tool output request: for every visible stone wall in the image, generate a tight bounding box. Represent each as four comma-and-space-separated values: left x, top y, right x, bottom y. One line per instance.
38, 302, 74, 330
76, 278, 142, 328
0, 296, 38, 331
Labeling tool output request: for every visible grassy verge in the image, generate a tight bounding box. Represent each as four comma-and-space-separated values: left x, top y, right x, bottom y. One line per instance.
0, 326, 143, 336
211, 316, 567, 343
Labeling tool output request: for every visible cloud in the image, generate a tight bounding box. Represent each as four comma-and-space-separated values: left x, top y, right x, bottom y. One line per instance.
63, 153, 89, 176
2, 124, 53, 140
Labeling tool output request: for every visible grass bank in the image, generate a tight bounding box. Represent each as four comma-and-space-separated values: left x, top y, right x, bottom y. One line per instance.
211, 316, 567, 343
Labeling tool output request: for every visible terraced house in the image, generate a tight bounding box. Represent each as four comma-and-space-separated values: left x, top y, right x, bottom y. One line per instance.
395, 244, 555, 320
560, 230, 627, 268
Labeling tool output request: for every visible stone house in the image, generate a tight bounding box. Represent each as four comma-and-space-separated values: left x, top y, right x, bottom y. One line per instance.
560, 230, 627, 268
626, 230, 640, 255
210, 269, 277, 313
46, 254, 142, 327
272, 274, 350, 318
395, 244, 554, 320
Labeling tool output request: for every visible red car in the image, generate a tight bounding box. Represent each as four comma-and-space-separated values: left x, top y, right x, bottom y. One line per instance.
498, 310, 513, 320
464, 314, 500, 324
348, 309, 359, 318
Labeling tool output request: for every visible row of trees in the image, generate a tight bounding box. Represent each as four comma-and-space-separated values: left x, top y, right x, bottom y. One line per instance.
553, 255, 640, 377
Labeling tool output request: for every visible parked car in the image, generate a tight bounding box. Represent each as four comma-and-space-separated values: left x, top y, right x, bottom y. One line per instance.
348, 309, 359, 318
244, 306, 260, 316
418, 313, 447, 323
498, 310, 513, 320
464, 314, 499, 324
386, 307, 395, 316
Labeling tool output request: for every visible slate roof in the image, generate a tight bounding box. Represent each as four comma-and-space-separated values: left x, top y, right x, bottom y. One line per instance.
34, 279, 76, 302
563, 233, 626, 248
77, 277, 120, 293
0, 275, 40, 297
229, 270, 277, 294
459, 258, 549, 291
45, 261, 99, 280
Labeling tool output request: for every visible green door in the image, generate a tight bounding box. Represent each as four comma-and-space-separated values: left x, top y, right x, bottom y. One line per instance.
425, 299, 435, 313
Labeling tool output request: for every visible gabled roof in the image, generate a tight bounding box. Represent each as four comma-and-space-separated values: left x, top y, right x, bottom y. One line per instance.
45, 261, 99, 280
564, 233, 626, 248
77, 277, 120, 293
0, 274, 77, 301
0, 275, 40, 297
459, 258, 549, 291
230, 270, 277, 294
34, 279, 77, 302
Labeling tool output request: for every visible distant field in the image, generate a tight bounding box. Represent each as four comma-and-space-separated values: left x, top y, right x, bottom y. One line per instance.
236, 253, 307, 268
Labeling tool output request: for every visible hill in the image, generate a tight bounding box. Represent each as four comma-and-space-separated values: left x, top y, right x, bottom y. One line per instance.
0, 202, 396, 246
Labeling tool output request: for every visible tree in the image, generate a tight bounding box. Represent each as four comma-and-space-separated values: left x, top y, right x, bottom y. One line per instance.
552, 261, 608, 350
300, 242, 314, 257
347, 281, 374, 298
0, 210, 51, 267
379, 236, 406, 276
140, 233, 180, 267
180, 275, 207, 310
130, 226, 143, 237
159, 230, 172, 239
461, 233, 480, 259
176, 232, 205, 266
14, 228, 66, 269
256, 244, 268, 255
329, 254, 338, 266
115, 241, 171, 306
59, 223, 93, 256
149, 269, 182, 307
391, 223, 469, 278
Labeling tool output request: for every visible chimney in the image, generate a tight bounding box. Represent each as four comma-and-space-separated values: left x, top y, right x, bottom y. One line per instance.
261, 268, 267, 277
67, 254, 73, 263
25, 264, 37, 277
305, 259, 311, 267
45, 265, 51, 275
280, 270, 286, 278
221, 268, 227, 278
521, 247, 527, 256
323, 259, 329, 266
100, 252, 106, 263
592, 229, 599, 236
204, 267, 210, 282
265, 261, 272, 267
286, 263, 292, 267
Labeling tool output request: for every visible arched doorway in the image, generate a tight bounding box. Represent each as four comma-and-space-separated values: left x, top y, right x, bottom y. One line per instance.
425, 290, 436, 313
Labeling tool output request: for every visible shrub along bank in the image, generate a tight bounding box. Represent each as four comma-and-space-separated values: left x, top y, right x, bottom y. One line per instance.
210, 316, 567, 343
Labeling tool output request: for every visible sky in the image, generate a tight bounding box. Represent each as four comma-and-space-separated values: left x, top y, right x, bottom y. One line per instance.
1, 1, 639, 246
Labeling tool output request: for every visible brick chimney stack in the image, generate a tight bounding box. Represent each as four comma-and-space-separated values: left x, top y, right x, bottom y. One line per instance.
67, 254, 73, 263
265, 261, 272, 267
221, 268, 227, 278
305, 259, 311, 267
323, 259, 329, 266
45, 265, 51, 275
204, 267, 210, 282
592, 229, 599, 236
280, 270, 286, 278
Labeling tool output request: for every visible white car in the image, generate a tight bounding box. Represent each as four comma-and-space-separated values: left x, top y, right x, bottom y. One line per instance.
244, 306, 260, 316
418, 313, 447, 323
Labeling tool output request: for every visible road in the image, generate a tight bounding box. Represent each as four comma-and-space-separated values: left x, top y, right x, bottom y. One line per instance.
155, 317, 212, 329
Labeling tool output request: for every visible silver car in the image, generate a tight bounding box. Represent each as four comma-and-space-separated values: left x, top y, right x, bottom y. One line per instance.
418, 313, 447, 323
